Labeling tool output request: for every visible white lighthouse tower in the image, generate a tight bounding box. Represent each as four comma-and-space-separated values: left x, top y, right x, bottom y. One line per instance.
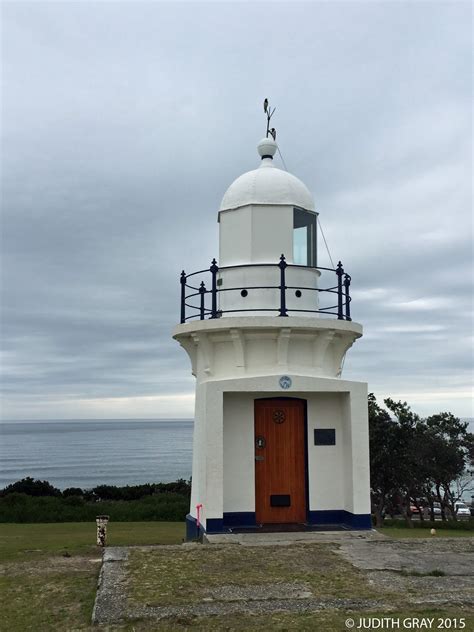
173, 108, 371, 538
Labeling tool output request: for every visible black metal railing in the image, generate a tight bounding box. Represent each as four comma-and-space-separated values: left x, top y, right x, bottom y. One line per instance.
179, 255, 352, 323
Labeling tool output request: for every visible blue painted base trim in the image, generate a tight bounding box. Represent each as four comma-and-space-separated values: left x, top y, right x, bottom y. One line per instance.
347, 513, 373, 529
185, 513, 205, 541
185, 514, 227, 539
206, 518, 224, 534
223, 512, 257, 529
185, 513, 257, 538
308, 510, 372, 530
186, 510, 372, 540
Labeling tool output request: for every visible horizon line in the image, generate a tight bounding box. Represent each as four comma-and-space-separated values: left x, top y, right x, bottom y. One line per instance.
0, 417, 195, 423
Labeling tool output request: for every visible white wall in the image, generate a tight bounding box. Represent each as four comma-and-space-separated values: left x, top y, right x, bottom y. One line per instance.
306, 393, 345, 511
218, 204, 320, 316
219, 206, 251, 266
219, 204, 293, 267
223, 393, 255, 512
342, 393, 354, 513
250, 205, 293, 262
344, 385, 371, 515
188, 373, 370, 529
173, 318, 362, 383
221, 388, 369, 517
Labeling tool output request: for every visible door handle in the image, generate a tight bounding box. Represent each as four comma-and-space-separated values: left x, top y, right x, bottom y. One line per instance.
255, 456, 264, 461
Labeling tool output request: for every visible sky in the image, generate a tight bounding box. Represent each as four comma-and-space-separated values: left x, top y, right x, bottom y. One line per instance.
1, 1, 472, 421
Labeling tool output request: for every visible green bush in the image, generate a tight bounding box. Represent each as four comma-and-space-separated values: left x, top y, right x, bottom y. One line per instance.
0, 477, 61, 497
91, 480, 191, 501
0, 493, 188, 523
0, 478, 191, 523
62, 487, 84, 497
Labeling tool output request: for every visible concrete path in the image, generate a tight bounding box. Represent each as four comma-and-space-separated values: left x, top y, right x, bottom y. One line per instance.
92, 547, 129, 624
92, 536, 474, 625
337, 537, 474, 575
204, 528, 387, 546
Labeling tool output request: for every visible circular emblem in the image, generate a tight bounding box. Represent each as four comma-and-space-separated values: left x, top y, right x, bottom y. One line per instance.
279, 375, 292, 389
273, 410, 286, 424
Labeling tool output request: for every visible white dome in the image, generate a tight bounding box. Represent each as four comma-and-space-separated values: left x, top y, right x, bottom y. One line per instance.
219, 140, 315, 212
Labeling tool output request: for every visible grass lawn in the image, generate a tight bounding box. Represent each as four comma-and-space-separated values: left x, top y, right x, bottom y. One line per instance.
378, 527, 474, 539
0, 521, 185, 562
0, 521, 185, 631
115, 609, 474, 632
1, 522, 472, 630
127, 543, 377, 607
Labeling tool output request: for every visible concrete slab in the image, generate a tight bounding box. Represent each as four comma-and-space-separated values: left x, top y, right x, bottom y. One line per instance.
91, 537, 474, 626
205, 582, 314, 601
204, 529, 386, 546
336, 537, 474, 576
103, 546, 129, 562
92, 547, 129, 624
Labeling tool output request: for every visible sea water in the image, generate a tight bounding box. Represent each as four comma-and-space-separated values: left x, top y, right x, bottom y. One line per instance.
0, 419, 193, 490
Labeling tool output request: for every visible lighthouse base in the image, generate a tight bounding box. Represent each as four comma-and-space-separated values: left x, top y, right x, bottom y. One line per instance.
186, 510, 372, 540
183, 373, 371, 541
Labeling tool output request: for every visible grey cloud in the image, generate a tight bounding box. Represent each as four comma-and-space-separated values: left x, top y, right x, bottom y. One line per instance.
1, 2, 472, 419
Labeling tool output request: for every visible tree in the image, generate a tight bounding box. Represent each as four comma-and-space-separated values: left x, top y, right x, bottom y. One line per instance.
382, 398, 427, 527
425, 413, 473, 520
368, 394, 401, 527
368, 395, 474, 526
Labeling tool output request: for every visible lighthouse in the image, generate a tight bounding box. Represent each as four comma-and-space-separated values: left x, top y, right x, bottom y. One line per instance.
173, 107, 371, 538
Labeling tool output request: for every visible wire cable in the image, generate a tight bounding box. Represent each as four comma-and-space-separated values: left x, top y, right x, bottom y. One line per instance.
317, 216, 335, 269
276, 144, 335, 269
277, 146, 288, 171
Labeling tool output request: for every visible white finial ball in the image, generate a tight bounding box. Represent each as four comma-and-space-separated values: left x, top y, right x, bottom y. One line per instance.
257, 137, 277, 158
430, 528, 437, 535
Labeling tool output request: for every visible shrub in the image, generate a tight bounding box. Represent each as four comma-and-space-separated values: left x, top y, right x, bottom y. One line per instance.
0, 493, 188, 523
0, 478, 190, 523
63, 487, 84, 497
1, 477, 61, 498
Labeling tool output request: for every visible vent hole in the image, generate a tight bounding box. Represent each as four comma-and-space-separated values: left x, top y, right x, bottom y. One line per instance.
295, 290, 302, 298
241, 289, 248, 297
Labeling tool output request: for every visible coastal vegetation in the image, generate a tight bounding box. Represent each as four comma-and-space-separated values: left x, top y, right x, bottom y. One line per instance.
369, 394, 474, 528
0, 479, 190, 523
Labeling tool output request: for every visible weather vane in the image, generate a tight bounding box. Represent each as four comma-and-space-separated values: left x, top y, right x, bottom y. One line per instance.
263, 98, 276, 140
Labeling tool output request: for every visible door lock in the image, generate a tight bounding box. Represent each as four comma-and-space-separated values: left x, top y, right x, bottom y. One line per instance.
256, 435, 266, 449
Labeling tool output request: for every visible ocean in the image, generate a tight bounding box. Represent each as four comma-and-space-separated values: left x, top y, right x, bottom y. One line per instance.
1, 417, 472, 494
0, 419, 193, 490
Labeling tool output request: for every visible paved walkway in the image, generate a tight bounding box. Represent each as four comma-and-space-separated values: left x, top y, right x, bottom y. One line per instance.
92, 535, 474, 625
204, 528, 387, 545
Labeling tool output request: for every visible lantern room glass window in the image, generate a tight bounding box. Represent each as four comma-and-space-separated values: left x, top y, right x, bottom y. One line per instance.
293, 208, 317, 266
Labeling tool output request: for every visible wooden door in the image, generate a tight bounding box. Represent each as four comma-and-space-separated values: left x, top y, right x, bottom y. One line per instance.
254, 398, 306, 524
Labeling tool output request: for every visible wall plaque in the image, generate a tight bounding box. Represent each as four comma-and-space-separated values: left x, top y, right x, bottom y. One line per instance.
314, 429, 336, 446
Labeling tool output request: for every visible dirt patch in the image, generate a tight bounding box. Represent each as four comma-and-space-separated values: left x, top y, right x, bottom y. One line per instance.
0, 554, 101, 578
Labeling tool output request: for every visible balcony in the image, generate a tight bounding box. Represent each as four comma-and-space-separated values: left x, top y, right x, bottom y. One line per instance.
179, 255, 352, 323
